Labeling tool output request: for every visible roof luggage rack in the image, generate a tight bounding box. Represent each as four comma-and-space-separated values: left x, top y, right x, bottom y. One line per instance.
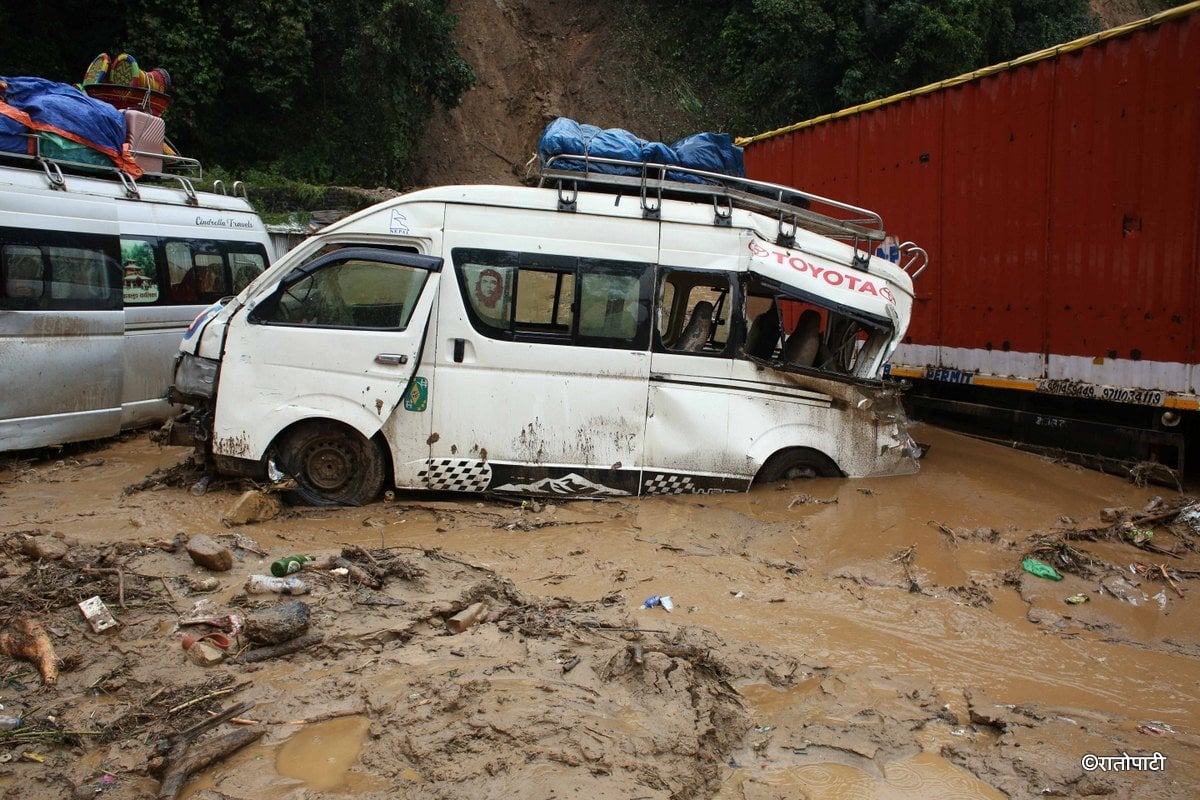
1, 133, 211, 204
539, 154, 887, 252
2, 131, 201, 178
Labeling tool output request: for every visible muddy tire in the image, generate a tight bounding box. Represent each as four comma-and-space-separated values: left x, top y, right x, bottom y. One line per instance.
755, 447, 841, 483
279, 422, 386, 507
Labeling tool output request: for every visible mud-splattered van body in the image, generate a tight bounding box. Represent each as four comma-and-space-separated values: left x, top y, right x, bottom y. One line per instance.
170, 162, 927, 503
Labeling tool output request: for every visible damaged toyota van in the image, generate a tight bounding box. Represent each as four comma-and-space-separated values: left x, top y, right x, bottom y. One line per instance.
166, 156, 927, 504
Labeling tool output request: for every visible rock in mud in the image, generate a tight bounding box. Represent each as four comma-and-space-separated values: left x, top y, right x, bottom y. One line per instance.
223, 490, 282, 526
186, 640, 226, 666
22, 535, 68, 561
244, 599, 311, 645
186, 533, 233, 571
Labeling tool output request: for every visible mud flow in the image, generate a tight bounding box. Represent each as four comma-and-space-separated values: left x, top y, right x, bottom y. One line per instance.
0, 424, 1196, 799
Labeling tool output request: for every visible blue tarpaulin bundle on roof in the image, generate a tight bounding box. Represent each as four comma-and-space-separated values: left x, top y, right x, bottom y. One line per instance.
537, 117, 744, 183
0, 76, 141, 176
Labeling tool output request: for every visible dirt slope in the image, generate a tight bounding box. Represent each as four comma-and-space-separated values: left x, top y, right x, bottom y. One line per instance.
411, 0, 695, 187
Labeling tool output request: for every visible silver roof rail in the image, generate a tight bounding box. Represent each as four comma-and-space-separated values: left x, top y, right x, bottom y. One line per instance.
538, 153, 887, 245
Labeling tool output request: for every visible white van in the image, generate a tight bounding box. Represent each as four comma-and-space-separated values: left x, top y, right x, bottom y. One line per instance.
168, 160, 926, 504
0, 157, 272, 451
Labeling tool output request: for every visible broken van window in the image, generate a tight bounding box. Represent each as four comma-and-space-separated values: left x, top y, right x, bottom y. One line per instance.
741, 276, 893, 379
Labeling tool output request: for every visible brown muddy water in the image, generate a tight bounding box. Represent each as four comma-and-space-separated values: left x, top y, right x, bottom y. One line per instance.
0, 423, 1197, 799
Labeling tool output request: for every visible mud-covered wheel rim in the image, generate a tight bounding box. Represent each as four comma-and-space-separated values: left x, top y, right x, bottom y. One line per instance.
300, 435, 357, 492
280, 423, 387, 506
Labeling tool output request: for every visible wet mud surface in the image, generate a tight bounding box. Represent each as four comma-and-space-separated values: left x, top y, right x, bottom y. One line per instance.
0, 424, 1197, 799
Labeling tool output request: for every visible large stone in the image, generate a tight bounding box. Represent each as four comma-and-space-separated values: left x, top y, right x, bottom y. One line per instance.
186, 641, 226, 666
186, 533, 234, 572
23, 535, 68, 560
223, 491, 282, 526
244, 599, 311, 645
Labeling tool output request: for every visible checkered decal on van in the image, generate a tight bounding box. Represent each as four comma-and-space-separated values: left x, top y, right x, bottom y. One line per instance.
642, 473, 697, 495
418, 460, 492, 492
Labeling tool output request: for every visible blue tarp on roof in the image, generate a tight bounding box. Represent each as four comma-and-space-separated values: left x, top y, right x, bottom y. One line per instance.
0, 76, 137, 174
537, 117, 744, 183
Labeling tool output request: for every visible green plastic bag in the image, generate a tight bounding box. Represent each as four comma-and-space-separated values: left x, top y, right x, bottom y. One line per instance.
1022, 558, 1063, 581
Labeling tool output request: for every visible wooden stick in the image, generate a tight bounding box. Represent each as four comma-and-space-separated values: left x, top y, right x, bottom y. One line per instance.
169, 702, 257, 749
284, 708, 364, 725
167, 688, 236, 715
334, 558, 382, 589
230, 633, 323, 665
157, 727, 264, 800
1132, 506, 1191, 527
1158, 564, 1185, 598
82, 567, 126, 608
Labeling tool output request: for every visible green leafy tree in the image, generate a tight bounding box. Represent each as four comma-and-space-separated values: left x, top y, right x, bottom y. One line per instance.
636, 0, 1102, 135
1, 0, 472, 187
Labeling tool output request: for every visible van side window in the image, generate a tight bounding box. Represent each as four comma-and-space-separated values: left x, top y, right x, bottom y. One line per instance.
578, 265, 641, 341
257, 256, 429, 329
230, 250, 267, 293
742, 275, 893, 378
514, 265, 573, 336
454, 248, 651, 349
1, 232, 120, 311
655, 270, 732, 355
164, 241, 230, 303
165, 241, 197, 302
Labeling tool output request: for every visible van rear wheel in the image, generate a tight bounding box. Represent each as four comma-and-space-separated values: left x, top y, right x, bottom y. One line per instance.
755, 447, 841, 483
279, 422, 386, 506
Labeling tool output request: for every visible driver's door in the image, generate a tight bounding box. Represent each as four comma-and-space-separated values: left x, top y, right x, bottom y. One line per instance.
213, 247, 441, 461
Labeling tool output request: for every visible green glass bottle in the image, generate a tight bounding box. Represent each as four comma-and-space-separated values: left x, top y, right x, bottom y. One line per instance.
270, 554, 315, 577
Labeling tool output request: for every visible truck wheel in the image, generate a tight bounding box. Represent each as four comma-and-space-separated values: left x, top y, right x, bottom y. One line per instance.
279, 422, 386, 506
755, 447, 841, 483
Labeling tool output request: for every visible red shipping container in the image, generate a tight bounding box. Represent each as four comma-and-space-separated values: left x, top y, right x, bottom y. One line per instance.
740, 6, 1200, 472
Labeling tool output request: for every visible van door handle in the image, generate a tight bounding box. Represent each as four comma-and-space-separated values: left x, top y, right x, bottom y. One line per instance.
453, 338, 465, 363
374, 353, 408, 365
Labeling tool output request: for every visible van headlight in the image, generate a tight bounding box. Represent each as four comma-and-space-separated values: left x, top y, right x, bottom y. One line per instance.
174, 354, 220, 399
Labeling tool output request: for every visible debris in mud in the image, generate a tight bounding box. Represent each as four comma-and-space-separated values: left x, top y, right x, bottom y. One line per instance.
0, 619, 59, 685
1023, 536, 1104, 577
788, 493, 838, 508
123, 458, 207, 495
1021, 558, 1063, 581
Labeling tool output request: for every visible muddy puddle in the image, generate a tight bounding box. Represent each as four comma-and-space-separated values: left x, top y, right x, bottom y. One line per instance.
0, 424, 1197, 799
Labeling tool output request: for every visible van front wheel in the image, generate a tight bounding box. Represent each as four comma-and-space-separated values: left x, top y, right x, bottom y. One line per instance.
279, 423, 386, 506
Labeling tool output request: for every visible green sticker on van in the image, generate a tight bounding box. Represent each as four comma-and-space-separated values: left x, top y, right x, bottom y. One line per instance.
404, 377, 428, 412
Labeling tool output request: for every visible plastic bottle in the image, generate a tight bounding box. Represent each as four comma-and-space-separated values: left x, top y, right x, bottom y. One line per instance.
270, 554, 316, 577
244, 575, 309, 595
0, 716, 23, 731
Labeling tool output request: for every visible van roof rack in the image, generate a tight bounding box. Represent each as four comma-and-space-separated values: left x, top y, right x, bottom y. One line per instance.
539, 153, 886, 249
0, 133, 252, 205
